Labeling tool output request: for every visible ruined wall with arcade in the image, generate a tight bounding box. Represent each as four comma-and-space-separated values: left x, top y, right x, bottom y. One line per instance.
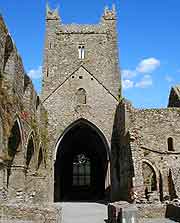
0, 15, 50, 205
111, 99, 180, 203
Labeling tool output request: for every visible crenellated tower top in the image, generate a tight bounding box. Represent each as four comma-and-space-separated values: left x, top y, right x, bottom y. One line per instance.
46, 3, 60, 21
102, 4, 116, 21
42, 2, 120, 101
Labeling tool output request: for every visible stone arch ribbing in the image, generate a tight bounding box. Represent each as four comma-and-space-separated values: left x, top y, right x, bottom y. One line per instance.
142, 159, 159, 194
54, 118, 110, 162
25, 132, 35, 169
142, 159, 159, 180
8, 116, 24, 161
54, 118, 110, 201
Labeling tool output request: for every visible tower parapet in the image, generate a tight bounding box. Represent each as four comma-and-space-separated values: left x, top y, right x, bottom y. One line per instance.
102, 5, 116, 21
46, 3, 60, 22
42, 3, 120, 104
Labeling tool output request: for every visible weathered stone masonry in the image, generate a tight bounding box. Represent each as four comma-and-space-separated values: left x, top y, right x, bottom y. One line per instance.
41, 5, 120, 202
0, 15, 49, 204
1, 3, 180, 222
111, 98, 180, 202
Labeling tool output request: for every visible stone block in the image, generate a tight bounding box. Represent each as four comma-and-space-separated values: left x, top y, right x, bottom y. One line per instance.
108, 201, 138, 223
165, 204, 180, 221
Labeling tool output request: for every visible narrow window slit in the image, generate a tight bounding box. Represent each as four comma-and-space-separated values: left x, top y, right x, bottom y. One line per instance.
78, 45, 85, 59
168, 137, 174, 151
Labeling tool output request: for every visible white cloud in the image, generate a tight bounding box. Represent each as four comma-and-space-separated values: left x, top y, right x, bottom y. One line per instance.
135, 75, 152, 88
165, 75, 173, 83
121, 69, 137, 79
136, 58, 160, 74
122, 79, 134, 89
28, 66, 42, 80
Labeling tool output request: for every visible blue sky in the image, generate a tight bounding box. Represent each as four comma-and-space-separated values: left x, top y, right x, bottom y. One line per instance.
0, 0, 180, 108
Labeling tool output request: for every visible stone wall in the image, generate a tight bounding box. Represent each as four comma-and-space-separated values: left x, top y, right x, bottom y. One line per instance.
0, 203, 62, 223
112, 99, 180, 202
0, 14, 49, 205
0, 15, 8, 74
42, 5, 120, 101
168, 86, 180, 107
41, 5, 120, 202
1, 3, 180, 214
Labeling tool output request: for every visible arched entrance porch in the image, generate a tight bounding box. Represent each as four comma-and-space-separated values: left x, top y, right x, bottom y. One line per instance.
54, 119, 109, 202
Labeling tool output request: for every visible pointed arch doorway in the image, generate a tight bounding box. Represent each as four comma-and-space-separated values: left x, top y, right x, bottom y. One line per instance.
54, 119, 109, 202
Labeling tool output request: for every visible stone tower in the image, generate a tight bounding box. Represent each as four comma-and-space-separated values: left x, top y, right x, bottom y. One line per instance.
41, 4, 120, 202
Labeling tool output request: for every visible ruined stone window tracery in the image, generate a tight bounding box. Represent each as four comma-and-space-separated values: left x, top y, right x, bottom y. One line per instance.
168, 137, 174, 151
142, 162, 157, 196
73, 154, 91, 186
78, 45, 85, 59
77, 88, 86, 104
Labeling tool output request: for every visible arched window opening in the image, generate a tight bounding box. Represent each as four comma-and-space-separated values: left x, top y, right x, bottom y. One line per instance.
73, 153, 91, 186
26, 136, 34, 168
78, 45, 85, 59
77, 88, 86, 104
142, 162, 157, 198
168, 137, 174, 151
7, 120, 23, 188
3, 35, 14, 72
37, 147, 43, 170
8, 120, 21, 161
54, 118, 109, 202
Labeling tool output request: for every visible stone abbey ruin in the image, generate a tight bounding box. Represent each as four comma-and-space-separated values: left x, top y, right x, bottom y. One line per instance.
0, 3, 180, 222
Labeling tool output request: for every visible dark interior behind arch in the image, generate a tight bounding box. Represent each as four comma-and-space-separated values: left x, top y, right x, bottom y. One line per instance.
54, 119, 109, 202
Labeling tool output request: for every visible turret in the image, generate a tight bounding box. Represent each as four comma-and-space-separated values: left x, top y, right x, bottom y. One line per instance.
46, 3, 60, 22
101, 4, 116, 22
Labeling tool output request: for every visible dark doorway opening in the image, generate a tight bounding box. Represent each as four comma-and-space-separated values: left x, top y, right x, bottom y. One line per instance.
54, 119, 109, 202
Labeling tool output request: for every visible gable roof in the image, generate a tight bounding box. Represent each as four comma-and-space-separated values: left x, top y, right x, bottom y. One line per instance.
42, 65, 118, 104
